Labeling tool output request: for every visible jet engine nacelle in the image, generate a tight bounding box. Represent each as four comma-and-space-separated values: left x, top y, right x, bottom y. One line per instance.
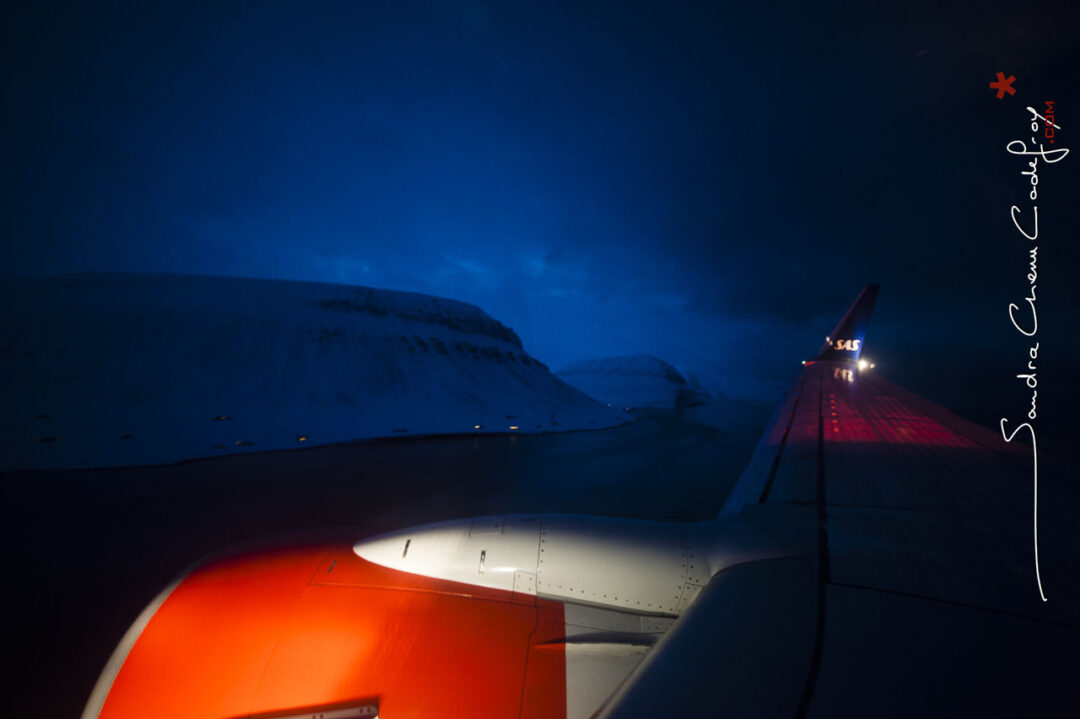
354, 514, 712, 615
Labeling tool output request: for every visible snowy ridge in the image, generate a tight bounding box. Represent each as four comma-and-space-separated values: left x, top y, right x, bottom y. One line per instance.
0, 273, 627, 470
556, 354, 711, 409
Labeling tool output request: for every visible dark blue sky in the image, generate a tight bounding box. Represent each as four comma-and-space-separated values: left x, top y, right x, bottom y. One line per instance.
3, 2, 1078, 422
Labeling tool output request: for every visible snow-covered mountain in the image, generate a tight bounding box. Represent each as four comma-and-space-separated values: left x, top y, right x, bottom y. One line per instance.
556, 354, 711, 410
0, 273, 627, 470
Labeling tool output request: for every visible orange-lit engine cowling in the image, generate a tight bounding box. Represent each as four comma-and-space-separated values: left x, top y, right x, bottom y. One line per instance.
94, 537, 567, 719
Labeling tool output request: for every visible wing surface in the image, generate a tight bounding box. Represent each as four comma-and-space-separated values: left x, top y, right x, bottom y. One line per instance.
599, 289, 1080, 717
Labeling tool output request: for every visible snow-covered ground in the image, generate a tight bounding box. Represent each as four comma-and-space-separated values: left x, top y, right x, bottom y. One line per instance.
556, 354, 711, 409
0, 273, 628, 470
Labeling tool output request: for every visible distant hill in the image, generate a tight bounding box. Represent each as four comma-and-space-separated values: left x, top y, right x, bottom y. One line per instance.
0, 273, 627, 470
556, 354, 711, 409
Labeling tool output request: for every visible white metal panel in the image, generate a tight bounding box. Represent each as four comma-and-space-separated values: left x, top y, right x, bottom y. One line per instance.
469, 514, 505, 536
566, 651, 646, 719
355, 513, 713, 614
353, 514, 541, 593
537, 515, 700, 615
513, 569, 537, 596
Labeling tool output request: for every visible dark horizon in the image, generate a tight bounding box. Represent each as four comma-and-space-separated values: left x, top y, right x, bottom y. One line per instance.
3, 1, 1078, 432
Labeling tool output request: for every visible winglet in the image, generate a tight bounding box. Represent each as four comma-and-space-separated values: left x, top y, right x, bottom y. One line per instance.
812, 285, 879, 363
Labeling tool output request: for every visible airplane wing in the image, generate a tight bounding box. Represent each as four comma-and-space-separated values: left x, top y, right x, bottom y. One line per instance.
83, 286, 1080, 718
599, 287, 1080, 717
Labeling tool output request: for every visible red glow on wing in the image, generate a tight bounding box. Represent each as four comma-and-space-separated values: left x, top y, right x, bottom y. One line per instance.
759, 366, 992, 450
823, 388, 980, 448
99, 539, 568, 719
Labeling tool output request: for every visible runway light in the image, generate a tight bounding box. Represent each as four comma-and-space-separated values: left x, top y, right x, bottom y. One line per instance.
858, 359, 869, 371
